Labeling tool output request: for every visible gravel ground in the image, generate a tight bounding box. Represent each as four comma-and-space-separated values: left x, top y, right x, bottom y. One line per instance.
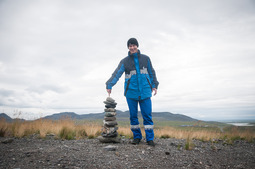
0, 136, 255, 169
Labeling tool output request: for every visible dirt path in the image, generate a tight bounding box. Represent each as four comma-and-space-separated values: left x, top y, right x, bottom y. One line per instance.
1, 136, 254, 169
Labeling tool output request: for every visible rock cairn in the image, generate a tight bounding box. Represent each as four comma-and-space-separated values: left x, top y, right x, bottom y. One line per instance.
98, 97, 121, 143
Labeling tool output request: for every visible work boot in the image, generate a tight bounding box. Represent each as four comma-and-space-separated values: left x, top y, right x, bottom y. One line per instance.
147, 140, 155, 147
131, 138, 141, 145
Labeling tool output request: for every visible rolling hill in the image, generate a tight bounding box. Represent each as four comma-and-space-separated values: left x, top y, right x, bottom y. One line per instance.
1, 111, 197, 122
43, 110, 197, 121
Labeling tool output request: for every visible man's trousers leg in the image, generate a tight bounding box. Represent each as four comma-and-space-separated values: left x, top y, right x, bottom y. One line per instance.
139, 98, 154, 141
126, 98, 142, 140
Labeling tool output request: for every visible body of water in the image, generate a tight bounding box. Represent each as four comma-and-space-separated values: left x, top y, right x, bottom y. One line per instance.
227, 123, 254, 126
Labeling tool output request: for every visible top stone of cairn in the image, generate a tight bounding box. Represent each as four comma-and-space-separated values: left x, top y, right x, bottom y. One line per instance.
104, 97, 117, 108
106, 97, 115, 103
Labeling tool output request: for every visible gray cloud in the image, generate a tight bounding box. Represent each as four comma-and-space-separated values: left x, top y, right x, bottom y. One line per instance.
0, 0, 255, 120
0, 88, 14, 97
26, 84, 68, 94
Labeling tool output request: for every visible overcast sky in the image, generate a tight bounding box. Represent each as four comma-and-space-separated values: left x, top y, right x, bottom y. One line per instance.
0, 0, 255, 121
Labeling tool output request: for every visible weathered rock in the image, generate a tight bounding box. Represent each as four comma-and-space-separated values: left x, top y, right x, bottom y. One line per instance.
105, 104, 116, 108
1, 138, 14, 144
105, 112, 117, 117
102, 126, 118, 134
101, 131, 118, 138
98, 136, 121, 143
104, 108, 116, 112
104, 116, 116, 121
46, 133, 55, 137
103, 101, 117, 106
106, 97, 115, 103
103, 145, 117, 151
103, 120, 118, 127
165, 152, 170, 155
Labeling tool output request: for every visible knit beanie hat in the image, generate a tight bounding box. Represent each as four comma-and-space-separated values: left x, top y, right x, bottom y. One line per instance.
127, 38, 139, 48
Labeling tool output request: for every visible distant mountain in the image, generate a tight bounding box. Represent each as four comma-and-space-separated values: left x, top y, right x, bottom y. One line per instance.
152, 112, 197, 121
1, 111, 198, 122
119, 111, 197, 121
43, 112, 105, 120
0, 113, 26, 122
0, 113, 13, 122
43, 111, 197, 121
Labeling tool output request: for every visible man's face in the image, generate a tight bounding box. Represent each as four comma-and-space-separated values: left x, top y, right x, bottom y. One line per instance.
128, 44, 138, 54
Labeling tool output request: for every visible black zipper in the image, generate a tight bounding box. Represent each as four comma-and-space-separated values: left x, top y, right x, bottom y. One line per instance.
146, 77, 153, 90
124, 79, 131, 96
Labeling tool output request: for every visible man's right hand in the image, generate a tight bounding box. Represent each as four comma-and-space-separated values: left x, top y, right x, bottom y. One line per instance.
106, 89, 111, 96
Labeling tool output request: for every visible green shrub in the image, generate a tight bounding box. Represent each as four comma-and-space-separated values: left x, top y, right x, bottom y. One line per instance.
185, 137, 195, 150
59, 127, 76, 140
77, 129, 87, 139
23, 128, 40, 137
95, 130, 101, 137
177, 144, 182, 150
0, 127, 7, 137
88, 134, 95, 139
160, 134, 171, 139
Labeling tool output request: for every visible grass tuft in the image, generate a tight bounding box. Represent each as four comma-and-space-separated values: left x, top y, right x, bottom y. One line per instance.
160, 134, 171, 139
88, 135, 95, 139
59, 127, 76, 140
185, 136, 195, 150
76, 129, 88, 139
0, 127, 7, 137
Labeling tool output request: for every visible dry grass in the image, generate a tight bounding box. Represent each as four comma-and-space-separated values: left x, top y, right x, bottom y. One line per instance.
220, 126, 255, 143
0, 118, 254, 142
154, 126, 222, 141
0, 118, 101, 139
118, 127, 133, 138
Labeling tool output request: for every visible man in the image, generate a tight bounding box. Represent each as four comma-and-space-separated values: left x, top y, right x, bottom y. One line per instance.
106, 38, 159, 146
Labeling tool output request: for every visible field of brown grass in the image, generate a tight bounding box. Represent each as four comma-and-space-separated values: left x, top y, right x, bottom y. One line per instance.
0, 118, 254, 143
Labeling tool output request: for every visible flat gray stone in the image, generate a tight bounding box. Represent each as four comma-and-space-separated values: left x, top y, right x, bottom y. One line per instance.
105, 104, 116, 109
105, 112, 116, 117
103, 145, 117, 151
102, 126, 118, 134
101, 131, 118, 137
106, 97, 115, 103
104, 116, 116, 121
104, 108, 116, 112
1, 138, 14, 144
98, 136, 121, 143
103, 101, 117, 106
103, 120, 118, 127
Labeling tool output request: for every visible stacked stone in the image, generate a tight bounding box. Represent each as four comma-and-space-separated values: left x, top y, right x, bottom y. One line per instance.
98, 97, 120, 143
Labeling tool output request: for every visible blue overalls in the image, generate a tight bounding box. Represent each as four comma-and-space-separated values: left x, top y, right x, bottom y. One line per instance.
126, 53, 154, 141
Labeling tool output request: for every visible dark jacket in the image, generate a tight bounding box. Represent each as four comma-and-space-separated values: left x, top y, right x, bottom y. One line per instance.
106, 50, 159, 100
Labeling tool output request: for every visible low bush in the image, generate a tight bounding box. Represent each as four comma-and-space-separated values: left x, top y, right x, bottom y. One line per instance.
185, 136, 195, 150
59, 127, 76, 140
160, 134, 171, 139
